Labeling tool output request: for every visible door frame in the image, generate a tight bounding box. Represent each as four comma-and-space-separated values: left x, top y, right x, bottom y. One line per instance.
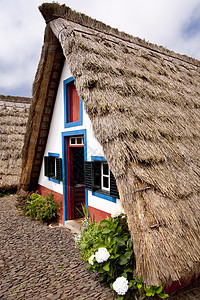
62, 129, 87, 224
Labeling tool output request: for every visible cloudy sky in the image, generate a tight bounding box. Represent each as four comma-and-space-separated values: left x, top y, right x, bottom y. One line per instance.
0, 0, 200, 97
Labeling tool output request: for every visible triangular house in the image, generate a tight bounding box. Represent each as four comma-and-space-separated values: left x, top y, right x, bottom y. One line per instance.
0, 95, 31, 192
19, 3, 200, 293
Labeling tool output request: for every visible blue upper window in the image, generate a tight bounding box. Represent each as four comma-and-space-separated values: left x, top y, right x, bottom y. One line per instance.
64, 77, 83, 128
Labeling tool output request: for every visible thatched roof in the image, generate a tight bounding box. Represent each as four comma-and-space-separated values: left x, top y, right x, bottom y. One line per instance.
0, 95, 31, 192
20, 3, 200, 290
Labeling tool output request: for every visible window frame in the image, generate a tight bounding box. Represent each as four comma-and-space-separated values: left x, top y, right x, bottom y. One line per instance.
101, 162, 110, 192
44, 153, 62, 184
69, 136, 84, 146
63, 77, 83, 128
84, 156, 119, 202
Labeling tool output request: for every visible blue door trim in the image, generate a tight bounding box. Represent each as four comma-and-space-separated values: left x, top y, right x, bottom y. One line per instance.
62, 129, 87, 224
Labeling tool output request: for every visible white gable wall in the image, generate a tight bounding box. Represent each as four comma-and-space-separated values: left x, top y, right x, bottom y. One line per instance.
38, 60, 122, 221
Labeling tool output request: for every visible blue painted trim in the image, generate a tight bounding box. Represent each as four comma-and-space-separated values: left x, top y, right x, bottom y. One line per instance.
92, 191, 116, 203
49, 177, 60, 184
47, 152, 60, 184
63, 77, 83, 128
62, 129, 87, 224
85, 189, 88, 208
91, 156, 106, 162
48, 152, 59, 157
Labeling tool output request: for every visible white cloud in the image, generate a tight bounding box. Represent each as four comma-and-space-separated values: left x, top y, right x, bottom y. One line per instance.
0, 0, 200, 96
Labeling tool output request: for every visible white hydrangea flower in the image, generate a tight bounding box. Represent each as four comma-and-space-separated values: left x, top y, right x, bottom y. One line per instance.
95, 247, 110, 263
113, 276, 129, 295
88, 254, 95, 265
111, 207, 124, 218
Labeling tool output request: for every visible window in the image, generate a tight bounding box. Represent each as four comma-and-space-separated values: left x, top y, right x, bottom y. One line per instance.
64, 77, 83, 128
70, 136, 84, 146
44, 153, 62, 183
84, 160, 119, 199
101, 162, 110, 191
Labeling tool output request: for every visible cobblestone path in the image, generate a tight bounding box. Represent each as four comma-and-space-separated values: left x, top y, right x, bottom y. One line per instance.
0, 196, 115, 300
0, 195, 199, 300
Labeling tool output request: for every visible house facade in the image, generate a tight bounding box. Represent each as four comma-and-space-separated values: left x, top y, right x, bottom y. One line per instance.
38, 61, 121, 225
19, 3, 200, 291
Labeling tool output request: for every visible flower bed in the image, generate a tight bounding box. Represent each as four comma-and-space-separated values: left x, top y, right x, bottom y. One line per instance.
76, 207, 169, 299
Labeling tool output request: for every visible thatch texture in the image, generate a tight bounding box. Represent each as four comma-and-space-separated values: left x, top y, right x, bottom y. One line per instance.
20, 3, 200, 289
0, 95, 31, 192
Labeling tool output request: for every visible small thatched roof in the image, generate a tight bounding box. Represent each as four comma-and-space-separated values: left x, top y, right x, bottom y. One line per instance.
20, 3, 200, 290
0, 95, 31, 192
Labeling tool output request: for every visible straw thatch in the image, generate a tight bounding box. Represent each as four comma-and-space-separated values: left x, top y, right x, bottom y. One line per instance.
20, 3, 200, 289
0, 95, 31, 192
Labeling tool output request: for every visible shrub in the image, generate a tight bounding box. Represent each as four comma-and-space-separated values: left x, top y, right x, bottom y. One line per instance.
25, 191, 59, 222
0, 192, 7, 198
77, 208, 169, 299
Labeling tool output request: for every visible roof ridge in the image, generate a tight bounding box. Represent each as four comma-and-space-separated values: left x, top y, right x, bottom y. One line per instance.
39, 2, 200, 68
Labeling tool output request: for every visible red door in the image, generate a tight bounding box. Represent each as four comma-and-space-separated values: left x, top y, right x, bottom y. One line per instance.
67, 136, 85, 219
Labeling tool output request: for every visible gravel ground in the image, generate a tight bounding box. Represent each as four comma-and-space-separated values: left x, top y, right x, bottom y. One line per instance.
0, 195, 199, 300
0, 195, 115, 300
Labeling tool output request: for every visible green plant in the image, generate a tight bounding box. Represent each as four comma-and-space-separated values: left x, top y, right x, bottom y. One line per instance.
76, 205, 104, 261
134, 277, 169, 299
77, 211, 169, 300
0, 192, 11, 198
25, 191, 60, 222
77, 212, 134, 285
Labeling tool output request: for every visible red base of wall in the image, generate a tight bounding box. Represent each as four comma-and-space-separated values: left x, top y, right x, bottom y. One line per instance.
38, 185, 63, 224
88, 206, 111, 222
165, 274, 200, 295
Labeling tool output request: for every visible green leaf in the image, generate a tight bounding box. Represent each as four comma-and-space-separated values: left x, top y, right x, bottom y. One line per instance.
110, 253, 120, 259
124, 251, 133, 260
103, 261, 110, 271
145, 287, 155, 297
93, 242, 105, 249
128, 280, 135, 288
115, 237, 125, 246
124, 268, 132, 273
122, 234, 128, 241
155, 285, 163, 294
119, 255, 128, 265
87, 268, 94, 274
102, 227, 111, 234
107, 236, 111, 245
157, 292, 169, 299
121, 272, 127, 278
86, 263, 91, 269
134, 276, 142, 283
98, 273, 105, 282
100, 220, 110, 227
137, 283, 143, 290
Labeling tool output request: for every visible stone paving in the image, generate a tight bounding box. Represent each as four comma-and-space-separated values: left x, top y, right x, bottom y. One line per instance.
0, 195, 115, 300
0, 195, 199, 300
